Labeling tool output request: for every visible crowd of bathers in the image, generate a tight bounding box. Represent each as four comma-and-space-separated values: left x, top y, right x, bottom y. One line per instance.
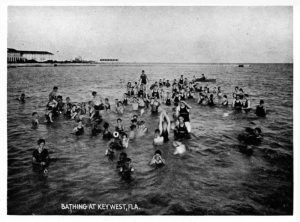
23, 70, 267, 178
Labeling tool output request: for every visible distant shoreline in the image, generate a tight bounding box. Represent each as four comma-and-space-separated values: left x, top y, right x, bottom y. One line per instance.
7, 62, 293, 69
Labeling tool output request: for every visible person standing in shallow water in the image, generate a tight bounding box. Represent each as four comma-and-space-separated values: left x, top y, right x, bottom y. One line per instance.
139, 70, 149, 87
49, 86, 58, 102
32, 139, 50, 174
255, 99, 267, 117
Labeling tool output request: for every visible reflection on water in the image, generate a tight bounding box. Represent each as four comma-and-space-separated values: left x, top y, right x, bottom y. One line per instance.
7, 63, 293, 215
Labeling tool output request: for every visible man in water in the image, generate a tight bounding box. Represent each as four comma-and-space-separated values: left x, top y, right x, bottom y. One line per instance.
139, 70, 149, 86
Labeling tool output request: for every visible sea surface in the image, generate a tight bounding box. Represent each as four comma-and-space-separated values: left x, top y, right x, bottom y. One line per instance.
7, 63, 293, 215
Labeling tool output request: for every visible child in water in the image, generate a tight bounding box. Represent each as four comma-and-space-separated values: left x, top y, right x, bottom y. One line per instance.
149, 150, 165, 166
31, 112, 39, 128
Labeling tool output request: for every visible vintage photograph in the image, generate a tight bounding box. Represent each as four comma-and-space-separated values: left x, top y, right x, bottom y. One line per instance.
7, 6, 293, 215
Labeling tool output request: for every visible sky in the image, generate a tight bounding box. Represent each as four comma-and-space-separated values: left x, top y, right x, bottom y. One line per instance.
7, 6, 293, 63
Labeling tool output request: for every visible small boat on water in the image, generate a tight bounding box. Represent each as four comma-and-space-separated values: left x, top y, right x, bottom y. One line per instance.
194, 78, 216, 83
238, 64, 244, 67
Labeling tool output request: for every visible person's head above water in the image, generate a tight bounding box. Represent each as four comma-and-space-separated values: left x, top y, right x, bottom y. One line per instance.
130, 124, 136, 131
260, 99, 264, 105
32, 112, 38, 117
117, 118, 122, 123
178, 115, 185, 123
53, 86, 58, 91
92, 91, 97, 96
180, 101, 186, 108
155, 150, 162, 155
37, 139, 45, 151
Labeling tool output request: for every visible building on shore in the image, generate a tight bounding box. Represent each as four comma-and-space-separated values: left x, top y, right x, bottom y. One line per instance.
100, 59, 119, 62
7, 48, 54, 63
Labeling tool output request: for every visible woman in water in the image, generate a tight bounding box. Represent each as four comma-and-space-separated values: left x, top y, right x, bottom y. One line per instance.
73, 119, 84, 136
174, 115, 191, 140
255, 100, 267, 117
175, 101, 192, 133
158, 111, 171, 143
32, 139, 50, 174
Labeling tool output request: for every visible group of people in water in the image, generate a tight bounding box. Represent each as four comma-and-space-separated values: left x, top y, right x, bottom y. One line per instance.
25, 70, 267, 178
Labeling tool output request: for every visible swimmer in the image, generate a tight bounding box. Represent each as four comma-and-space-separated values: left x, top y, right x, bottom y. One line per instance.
153, 129, 164, 145
56, 95, 65, 113
129, 125, 137, 140
104, 98, 111, 112
149, 150, 165, 166
150, 97, 160, 114
174, 115, 191, 140
232, 95, 243, 111
217, 86, 222, 97
123, 93, 128, 106
32, 139, 49, 173
132, 96, 139, 111
115, 118, 125, 134
122, 133, 129, 149
107, 131, 123, 150
255, 99, 267, 117
103, 122, 113, 140
119, 157, 134, 178
207, 94, 215, 106
173, 141, 186, 155
17, 93, 26, 103
158, 111, 171, 142
49, 86, 58, 102
105, 145, 114, 159
138, 95, 146, 116
242, 94, 251, 113
238, 127, 263, 146
117, 152, 127, 169
116, 101, 124, 114
73, 119, 84, 135
31, 112, 39, 128
64, 97, 72, 117
165, 92, 172, 106
137, 120, 148, 137
222, 95, 229, 106
175, 101, 192, 132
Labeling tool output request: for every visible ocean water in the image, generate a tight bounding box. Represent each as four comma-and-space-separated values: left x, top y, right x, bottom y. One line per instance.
7, 63, 293, 215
